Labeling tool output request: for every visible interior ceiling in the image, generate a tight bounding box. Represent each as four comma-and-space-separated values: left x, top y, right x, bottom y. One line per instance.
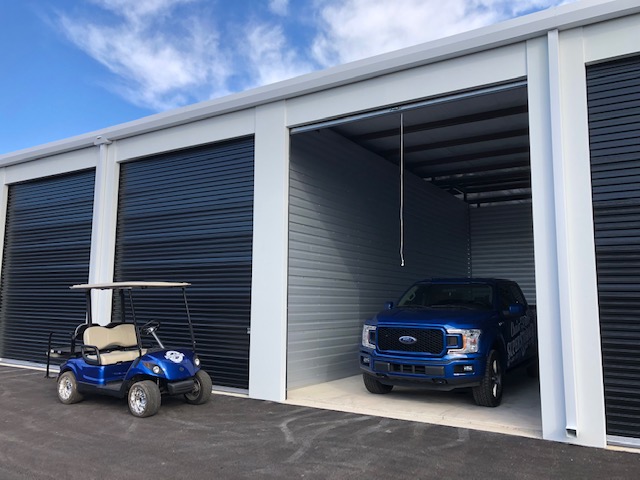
330, 84, 531, 206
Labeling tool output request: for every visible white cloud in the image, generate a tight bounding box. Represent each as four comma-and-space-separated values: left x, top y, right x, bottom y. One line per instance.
243, 23, 312, 88
311, 0, 576, 67
58, 0, 230, 110
268, 0, 289, 16
89, 0, 196, 24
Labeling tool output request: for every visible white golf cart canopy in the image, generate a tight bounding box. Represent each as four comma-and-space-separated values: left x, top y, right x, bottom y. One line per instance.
70, 281, 191, 290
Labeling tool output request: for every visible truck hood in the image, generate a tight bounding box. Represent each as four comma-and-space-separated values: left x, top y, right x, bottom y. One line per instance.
370, 307, 497, 329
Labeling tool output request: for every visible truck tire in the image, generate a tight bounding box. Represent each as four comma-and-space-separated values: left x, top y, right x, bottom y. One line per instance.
472, 349, 503, 407
363, 374, 393, 394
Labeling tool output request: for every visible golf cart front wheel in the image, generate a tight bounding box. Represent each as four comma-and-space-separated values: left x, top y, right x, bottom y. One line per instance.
184, 370, 213, 405
128, 380, 161, 418
57, 371, 84, 405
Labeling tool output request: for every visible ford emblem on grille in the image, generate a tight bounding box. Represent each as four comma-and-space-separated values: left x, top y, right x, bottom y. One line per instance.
399, 335, 418, 345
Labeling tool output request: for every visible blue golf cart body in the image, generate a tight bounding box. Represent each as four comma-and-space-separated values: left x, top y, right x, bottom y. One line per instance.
48, 281, 212, 417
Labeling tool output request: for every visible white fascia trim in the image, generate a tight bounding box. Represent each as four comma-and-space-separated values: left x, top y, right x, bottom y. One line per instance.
1, 0, 639, 167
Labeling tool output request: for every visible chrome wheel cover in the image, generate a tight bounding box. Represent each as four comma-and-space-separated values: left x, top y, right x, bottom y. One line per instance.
58, 376, 72, 401
129, 385, 148, 415
491, 359, 502, 398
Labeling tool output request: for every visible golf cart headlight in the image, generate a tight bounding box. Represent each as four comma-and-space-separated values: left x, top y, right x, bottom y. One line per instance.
362, 325, 377, 349
194, 356, 201, 367
447, 329, 481, 354
143, 362, 163, 375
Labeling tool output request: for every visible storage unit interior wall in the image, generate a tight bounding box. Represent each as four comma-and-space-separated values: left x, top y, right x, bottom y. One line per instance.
288, 82, 536, 390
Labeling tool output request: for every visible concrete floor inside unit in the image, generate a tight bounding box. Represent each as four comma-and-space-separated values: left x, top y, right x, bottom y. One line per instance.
286, 369, 542, 439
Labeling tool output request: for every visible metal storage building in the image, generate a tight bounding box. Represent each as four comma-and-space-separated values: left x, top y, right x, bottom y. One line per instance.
1, 0, 640, 450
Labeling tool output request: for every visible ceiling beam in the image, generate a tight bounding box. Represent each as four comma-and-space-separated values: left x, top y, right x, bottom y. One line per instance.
458, 180, 531, 194
417, 159, 530, 178
432, 170, 531, 188
382, 128, 529, 157
347, 105, 528, 142
465, 191, 532, 205
410, 146, 530, 170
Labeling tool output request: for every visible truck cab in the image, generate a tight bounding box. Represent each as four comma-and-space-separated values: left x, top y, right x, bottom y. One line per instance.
359, 278, 537, 407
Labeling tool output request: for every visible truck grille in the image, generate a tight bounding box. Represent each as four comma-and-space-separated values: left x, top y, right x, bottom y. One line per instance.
377, 327, 444, 355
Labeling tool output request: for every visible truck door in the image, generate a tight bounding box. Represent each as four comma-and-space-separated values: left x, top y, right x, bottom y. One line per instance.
509, 283, 535, 362
498, 283, 521, 369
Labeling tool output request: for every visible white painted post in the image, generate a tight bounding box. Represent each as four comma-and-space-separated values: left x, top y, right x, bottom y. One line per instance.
552, 28, 607, 448
527, 34, 568, 443
249, 102, 290, 401
87, 137, 120, 325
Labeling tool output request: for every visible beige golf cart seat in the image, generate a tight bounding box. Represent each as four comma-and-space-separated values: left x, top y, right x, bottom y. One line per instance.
83, 324, 147, 365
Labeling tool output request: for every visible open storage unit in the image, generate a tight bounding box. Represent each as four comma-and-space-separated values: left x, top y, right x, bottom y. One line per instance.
288, 83, 537, 395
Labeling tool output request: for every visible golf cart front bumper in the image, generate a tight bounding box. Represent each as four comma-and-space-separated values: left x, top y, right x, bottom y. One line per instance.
167, 378, 196, 395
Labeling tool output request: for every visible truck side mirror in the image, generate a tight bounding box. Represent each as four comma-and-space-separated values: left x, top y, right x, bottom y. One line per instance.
508, 304, 524, 316
384, 301, 394, 310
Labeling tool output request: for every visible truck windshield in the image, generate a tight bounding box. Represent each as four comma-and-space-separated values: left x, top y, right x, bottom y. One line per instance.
398, 284, 494, 310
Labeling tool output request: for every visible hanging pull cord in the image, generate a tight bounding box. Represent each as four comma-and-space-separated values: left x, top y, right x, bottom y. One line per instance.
400, 113, 405, 267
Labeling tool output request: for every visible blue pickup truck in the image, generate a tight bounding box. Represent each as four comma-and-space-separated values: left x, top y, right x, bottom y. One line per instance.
359, 278, 537, 407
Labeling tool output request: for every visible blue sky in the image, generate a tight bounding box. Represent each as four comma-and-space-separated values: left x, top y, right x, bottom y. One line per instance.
0, 0, 576, 155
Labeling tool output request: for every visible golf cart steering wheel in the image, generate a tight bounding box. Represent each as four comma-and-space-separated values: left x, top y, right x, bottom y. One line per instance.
140, 320, 160, 335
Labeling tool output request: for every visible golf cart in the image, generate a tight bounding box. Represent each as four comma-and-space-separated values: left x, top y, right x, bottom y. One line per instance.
46, 281, 212, 417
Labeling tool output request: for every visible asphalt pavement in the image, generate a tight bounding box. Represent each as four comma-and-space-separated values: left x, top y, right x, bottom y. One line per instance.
0, 364, 637, 480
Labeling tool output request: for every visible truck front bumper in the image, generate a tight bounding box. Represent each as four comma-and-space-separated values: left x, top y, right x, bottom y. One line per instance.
359, 350, 484, 391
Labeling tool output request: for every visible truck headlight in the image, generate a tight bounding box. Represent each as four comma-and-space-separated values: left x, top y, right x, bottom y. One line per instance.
447, 329, 481, 354
362, 325, 376, 349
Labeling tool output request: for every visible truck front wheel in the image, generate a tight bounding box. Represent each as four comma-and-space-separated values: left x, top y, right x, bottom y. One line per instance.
472, 349, 503, 407
363, 374, 393, 394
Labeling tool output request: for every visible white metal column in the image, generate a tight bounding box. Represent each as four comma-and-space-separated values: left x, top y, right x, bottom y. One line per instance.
249, 102, 290, 401
527, 34, 568, 444
87, 137, 120, 325
527, 30, 607, 448
555, 28, 607, 448
544, 28, 606, 448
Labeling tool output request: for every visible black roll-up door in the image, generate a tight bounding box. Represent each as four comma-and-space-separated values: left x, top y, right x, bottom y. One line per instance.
114, 138, 254, 390
0, 169, 95, 364
588, 55, 640, 440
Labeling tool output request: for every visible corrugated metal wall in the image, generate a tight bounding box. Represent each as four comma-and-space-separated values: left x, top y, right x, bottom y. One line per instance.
588, 54, 640, 440
469, 203, 536, 304
0, 170, 95, 364
288, 129, 469, 389
114, 139, 254, 390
